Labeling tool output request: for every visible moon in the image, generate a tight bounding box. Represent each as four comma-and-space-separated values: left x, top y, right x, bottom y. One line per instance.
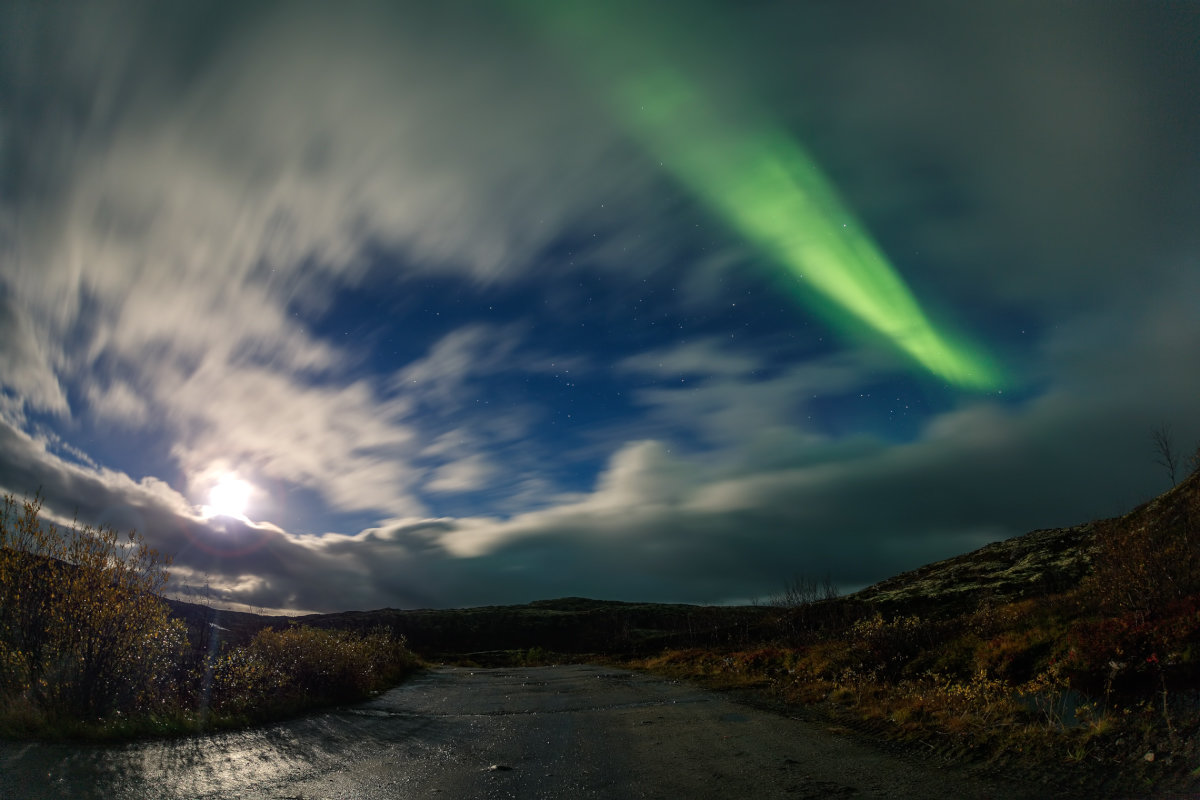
207, 476, 253, 518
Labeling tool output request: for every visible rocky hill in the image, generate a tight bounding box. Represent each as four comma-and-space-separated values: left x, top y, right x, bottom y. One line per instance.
845, 522, 1097, 616
849, 468, 1199, 617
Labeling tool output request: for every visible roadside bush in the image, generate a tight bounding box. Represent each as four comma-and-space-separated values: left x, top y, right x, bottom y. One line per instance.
974, 628, 1057, 684
1087, 478, 1200, 613
844, 613, 944, 682
1067, 596, 1200, 690
1, 493, 421, 738
210, 625, 417, 717
894, 669, 1018, 731
0, 493, 187, 725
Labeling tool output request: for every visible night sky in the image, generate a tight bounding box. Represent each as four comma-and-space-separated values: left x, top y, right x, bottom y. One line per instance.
2, 1, 1198, 612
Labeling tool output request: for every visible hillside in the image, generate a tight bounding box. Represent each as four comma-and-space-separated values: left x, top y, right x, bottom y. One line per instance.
847, 522, 1096, 615
847, 469, 1200, 616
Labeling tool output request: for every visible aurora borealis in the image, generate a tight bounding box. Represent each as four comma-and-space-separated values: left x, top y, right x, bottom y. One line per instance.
0, 0, 1197, 612
525, 0, 1004, 389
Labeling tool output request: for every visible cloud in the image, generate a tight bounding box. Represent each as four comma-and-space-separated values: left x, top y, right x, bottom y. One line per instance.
163, 360, 421, 516
324, 282, 1200, 607
369, 284, 1200, 606
9, 0, 635, 295
0, 0, 648, 520
84, 378, 150, 427
0, 289, 68, 415
425, 455, 496, 494
621, 341, 880, 455
0, 267, 1194, 613
394, 324, 526, 406
617, 336, 763, 378
0, 412, 376, 612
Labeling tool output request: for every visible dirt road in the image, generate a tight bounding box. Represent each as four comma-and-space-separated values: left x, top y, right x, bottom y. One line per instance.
0, 665, 1062, 799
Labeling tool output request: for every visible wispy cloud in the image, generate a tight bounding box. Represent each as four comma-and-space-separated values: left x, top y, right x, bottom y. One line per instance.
425, 455, 496, 494
0, 291, 68, 415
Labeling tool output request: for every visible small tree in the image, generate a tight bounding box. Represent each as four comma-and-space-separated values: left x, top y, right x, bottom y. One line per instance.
0, 493, 186, 720
770, 572, 840, 608
1152, 424, 1180, 486
770, 572, 843, 641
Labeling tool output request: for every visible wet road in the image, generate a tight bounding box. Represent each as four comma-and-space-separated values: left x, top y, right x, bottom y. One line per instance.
0, 665, 1045, 799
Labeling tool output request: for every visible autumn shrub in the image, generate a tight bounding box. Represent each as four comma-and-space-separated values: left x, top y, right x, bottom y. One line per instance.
770, 575, 851, 641
973, 628, 1057, 684
893, 669, 1018, 731
1087, 479, 1200, 614
518, 646, 552, 666
0, 493, 187, 727
724, 646, 781, 672
1, 493, 421, 738
843, 613, 947, 682
209, 624, 417, 718
639, 648, 729, 677
1067, 596, 1200, 693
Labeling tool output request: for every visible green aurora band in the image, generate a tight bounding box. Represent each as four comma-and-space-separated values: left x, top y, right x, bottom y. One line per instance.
520, 2, 1005, 390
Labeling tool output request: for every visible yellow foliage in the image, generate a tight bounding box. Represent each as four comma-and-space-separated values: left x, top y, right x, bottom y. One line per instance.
0, 493, 186, 720
209, 624, 416, 716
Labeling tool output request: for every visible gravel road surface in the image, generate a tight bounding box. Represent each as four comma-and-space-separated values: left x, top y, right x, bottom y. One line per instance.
0, 665, 1063, 799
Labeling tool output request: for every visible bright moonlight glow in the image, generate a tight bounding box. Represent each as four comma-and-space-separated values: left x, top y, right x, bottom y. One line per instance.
207, 477, 252, 518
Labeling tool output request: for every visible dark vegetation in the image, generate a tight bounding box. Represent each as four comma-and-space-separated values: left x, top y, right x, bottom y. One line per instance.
297, 596, 776, 664
0, 494, 418, 740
